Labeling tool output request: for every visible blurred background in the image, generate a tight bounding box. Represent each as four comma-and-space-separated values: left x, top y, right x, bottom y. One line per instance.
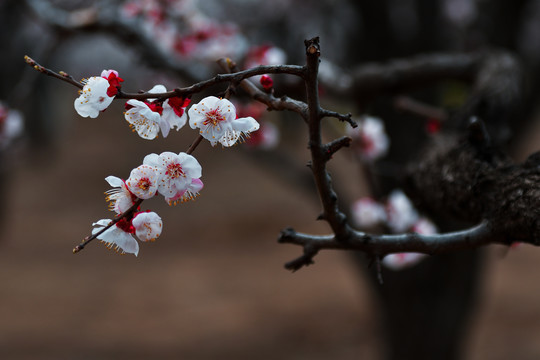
2, 0, 540, 359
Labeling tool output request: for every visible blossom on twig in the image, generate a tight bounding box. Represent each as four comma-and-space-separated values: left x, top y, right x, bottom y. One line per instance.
143, 151, 202, 199
92, 210, 163, 256
132, 211, 163, 242
188, 96, 259, 146
125, 164, 160, 199
74, 77, 114, 118
124, 84, 189, 139
105, 176, 137, 214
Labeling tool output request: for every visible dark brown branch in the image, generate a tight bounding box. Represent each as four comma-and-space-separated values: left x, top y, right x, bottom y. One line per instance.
279, 221, 499, 270
320, 109, 357, 128
216, 58, 309, 121
116, 64, 306, 100
24, 55, 83, 90
324, 136, 352, 162
303, 37, 350, 240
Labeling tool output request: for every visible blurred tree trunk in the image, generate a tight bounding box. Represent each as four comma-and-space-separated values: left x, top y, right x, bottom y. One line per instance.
344, 1, 529, 359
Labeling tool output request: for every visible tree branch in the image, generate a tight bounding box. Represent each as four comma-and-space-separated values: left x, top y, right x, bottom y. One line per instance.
279, 221, 500, 270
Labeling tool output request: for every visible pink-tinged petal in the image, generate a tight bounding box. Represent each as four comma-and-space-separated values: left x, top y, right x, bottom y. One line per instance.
164, 177, 204, 205
100, 69, 119, 78
189, 178, 204, 192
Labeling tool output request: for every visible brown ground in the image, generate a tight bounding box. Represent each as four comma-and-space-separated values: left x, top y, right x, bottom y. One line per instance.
2, 89, 540, 360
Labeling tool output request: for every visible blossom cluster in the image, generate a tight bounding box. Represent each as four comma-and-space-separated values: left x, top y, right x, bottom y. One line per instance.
93, 151, 203, 256
73, 70, 260, 147
73, 68, 263, 256
351, 190, 437, 270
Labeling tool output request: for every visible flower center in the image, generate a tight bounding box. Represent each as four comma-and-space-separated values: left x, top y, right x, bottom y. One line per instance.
203, 109, 225, 126
137, 177, 152, 191
166, 163, 185, 179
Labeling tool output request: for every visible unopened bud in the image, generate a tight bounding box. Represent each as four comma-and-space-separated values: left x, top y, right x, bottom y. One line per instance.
260, 75, 273, 91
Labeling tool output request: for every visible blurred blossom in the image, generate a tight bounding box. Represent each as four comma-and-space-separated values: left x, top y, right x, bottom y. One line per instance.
443, 0, 477, 27
412, 217, 438, 235
244, 45, 287, 85
245, 122, 279, 150
348, 116, 389, 162
382, 197, 438, 270
122, 0, 248, 62
0, 103, 23, 149
383, 253, 427, 271
244, 45, 287, 69
385, 190, 419, 233
351, 197, 387, 229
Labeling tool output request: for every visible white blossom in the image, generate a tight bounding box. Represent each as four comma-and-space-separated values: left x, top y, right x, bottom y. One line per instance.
188, 96, 259, 146
164, 178, 204, 205
385, 190, 419, 233
124, 99, 166, 140
125, 164, 159, 199
348, 116, 389, 161
143, 151, 202, 198
382, 253, 427, 271
351, 197, 387, 228
74, 77, 114, 118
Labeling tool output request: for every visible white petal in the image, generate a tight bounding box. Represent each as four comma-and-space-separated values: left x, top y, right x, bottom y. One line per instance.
125, 100, 162, 140
177, 153, 202, 178
162, 103, 187, 131
219, 130, 241, 147
143, 153, 160, 167
105, 176, 124, 188
148, 84, 167, 94
232, 116, 260, 133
